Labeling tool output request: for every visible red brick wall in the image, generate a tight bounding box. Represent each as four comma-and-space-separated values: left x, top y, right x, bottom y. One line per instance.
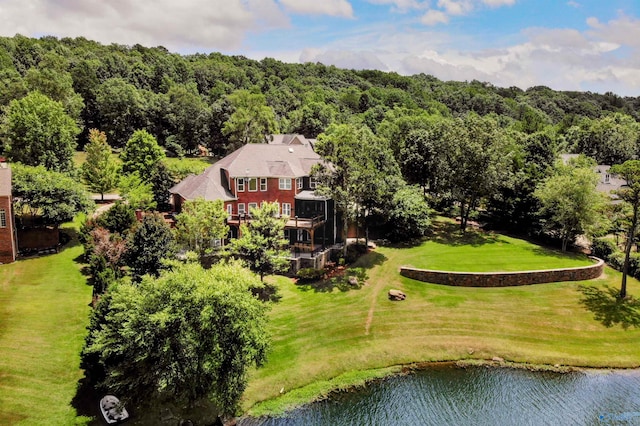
0, 195, 16, 263
399, 257, 604, 287
228, 177, 298, 216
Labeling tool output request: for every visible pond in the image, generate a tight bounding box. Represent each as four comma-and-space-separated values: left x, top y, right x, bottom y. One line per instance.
240, 365, 640, 426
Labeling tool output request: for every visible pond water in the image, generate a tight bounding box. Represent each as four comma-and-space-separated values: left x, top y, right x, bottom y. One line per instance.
240, 365, 640, 426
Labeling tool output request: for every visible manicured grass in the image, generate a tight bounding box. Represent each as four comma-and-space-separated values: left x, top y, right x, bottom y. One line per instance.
0, 223, 93, 425
242, 228, 640, 416
403, 221, 594, 271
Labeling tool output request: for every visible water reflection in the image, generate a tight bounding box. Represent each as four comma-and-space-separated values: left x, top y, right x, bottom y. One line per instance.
241, 365, 640, 426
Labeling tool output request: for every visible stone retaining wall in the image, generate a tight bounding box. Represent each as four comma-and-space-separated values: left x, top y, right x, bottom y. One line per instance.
399, 257, 604, 287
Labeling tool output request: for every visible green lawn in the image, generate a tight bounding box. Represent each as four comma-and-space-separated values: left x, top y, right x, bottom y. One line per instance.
403, 221, 594, 271
0, 224, 93, 425
243, 227, 640, 416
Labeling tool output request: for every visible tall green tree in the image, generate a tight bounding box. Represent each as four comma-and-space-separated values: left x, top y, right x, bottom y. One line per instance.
535, 157, 607, 252
175, 198, 229, 255
82, 129, 119, 201
81, 261, 269, 413
228, 202, 288, 281
120, 129, 165, 179
11, 164, 93, 226
1, 91, 79, 172
149, 161, 175, 211
125, 213, 176, 281
448, 114, 514, 231
222, 89, 278, 152
95, 78, 148, 148
119, 173, 156, 211
609, 160, 640, 298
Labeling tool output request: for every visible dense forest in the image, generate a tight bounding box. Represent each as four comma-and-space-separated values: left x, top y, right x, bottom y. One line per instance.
1, 34, 640, 239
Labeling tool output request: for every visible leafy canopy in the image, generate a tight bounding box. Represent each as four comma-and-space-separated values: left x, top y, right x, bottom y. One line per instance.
11, 163, 93, 225
1, 91, 79, 172
82, 128, 119, 199
82, 261, 270, 413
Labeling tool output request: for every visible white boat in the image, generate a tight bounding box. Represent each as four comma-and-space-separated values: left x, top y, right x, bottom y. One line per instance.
99, 395, 129, 424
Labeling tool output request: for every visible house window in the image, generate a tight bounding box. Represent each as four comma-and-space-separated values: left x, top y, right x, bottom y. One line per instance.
238, 203, 246, 215
296, 177, 303, 190
310, 177, 318, 189
297, 229, 310, 242
279, 178, 292, 190
273, 202, 280, 216
248, 202, 258, 214
248, 178, 258, 192
226, 204, 232, 217
0, 209, 6, 228
260, 178, 267, 191
605, 173, 610, 183
282, 203, 291, 217
237, 178, 245, 192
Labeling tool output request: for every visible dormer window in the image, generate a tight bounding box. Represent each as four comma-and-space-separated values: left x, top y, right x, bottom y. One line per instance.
605, 173, 610, 183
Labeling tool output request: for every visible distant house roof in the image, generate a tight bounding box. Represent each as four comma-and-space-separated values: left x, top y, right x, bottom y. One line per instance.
559, 154, 626, 198
269, 134, 317, 147
0, 163, 11, 197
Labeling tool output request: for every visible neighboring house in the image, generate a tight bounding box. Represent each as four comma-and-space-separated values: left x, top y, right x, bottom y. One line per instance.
0, 159, 17, 263
560, 154, 626, 200
169, 136, 338, 252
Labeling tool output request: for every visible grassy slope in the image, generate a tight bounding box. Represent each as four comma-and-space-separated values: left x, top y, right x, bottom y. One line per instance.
0, 225, 92, 425
243, 230, 640, 415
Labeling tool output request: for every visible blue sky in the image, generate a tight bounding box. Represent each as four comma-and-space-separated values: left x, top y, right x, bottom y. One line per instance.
1, 0, 639, 95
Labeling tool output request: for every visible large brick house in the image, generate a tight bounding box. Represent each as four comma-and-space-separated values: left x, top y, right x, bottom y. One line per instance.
169, 135, 338, 252
0, 160, 17, 263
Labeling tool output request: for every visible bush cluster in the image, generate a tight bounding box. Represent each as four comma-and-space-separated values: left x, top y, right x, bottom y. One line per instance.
296, 268, 326, 284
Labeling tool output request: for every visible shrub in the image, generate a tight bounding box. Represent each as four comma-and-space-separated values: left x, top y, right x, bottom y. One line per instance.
345, 243, 368, 264
591, 238, 617, 261
296, 268, 325, 284
608, 252, 625, 271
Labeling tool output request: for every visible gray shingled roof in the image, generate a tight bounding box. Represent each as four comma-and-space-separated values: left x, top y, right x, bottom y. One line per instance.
169, 143, 325, 202
217, 143, 322, 179
169, 163, 235, 201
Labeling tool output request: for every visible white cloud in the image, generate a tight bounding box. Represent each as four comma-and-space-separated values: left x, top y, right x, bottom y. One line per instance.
0, 0, 283, 51
421, 10, 450, 25
482, 0, 515, 7
365, 0, 430, 12
587, 14, 640, 49
278, 0, 354, 18
438, 0, 473, 16
300, 48, 388, 70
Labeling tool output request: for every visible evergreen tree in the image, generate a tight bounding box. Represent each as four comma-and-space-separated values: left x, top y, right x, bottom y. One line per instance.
125, 213, 176, 281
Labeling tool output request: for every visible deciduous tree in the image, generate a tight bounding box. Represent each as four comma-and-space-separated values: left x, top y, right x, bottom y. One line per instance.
610, 160, 640, 298
11, 163, 93, 226
535, 157, 607, 252
175, 198, 229, 255
121, 129, 165, 179
81, 261, 269, 413
125, 213, 176, 281
1, 91, 79, 172
82, 129, 119, 201
222, 89, 278, 152
228, 202, 288, 281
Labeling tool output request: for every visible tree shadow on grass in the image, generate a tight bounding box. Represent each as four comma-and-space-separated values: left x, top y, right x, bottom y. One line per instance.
297, 268, 368, 293
425, 221, 501, 247
577, 285, 640, 329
